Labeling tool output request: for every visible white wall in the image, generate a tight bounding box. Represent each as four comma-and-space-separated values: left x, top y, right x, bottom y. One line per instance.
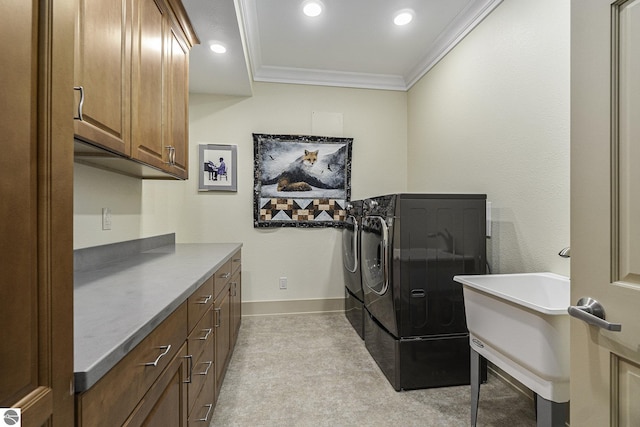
407, 0, 570, 275
74, 0, 571, 307
140, 82, 408, 304
74, 162, 143, 249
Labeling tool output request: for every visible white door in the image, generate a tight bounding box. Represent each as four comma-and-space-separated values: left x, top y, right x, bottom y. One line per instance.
571, 0, 640, 425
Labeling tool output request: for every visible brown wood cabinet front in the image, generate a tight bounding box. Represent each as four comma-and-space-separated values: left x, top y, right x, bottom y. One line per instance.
230, 270, 242, 349
214, 283, 231, 397
74, 0, 131, 155
123, 343, 188, 427
130, 0, 191, 178
76, 303, 187, 427
1, 0, 75, 425
74, 0, 196, 179
166, 27, 189, 179
131, 0, 167, 171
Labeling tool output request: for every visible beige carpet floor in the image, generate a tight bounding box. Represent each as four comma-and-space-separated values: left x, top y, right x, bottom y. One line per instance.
211, 312, 537, 427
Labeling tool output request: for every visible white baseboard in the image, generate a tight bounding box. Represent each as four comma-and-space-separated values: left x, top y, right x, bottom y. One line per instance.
242, 297, 345, 317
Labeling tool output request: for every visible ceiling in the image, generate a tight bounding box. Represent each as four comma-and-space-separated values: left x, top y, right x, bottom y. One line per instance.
183, 0, 503, 96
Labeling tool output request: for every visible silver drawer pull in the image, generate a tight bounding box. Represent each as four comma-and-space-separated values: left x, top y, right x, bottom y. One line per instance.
233, 258, 241, 262
183, 354, 193, 384
196, 294, 212, 305
220, 272, 231, 279
196, 361, 213, 376
199, 328, 213, 341
144, 345, 171, 367
214, 308, 221, 328
196, 404, 213, 422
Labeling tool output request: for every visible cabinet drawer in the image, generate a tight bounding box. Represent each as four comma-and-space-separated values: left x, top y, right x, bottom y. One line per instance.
231, 249, 241, 274
187, 276, 214, 332
187, 334, 214, 415
188, 357, 216, 427
77, 303, 188, 427
187, 307, 213, 366
122, 343, 188, 427
213, 259, 232, 298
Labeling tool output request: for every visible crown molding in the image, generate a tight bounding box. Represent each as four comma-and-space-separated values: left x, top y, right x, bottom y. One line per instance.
239, 0, 504, 92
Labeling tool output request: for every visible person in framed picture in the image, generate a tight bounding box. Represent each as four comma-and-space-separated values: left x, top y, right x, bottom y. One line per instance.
215, 157, 227, 180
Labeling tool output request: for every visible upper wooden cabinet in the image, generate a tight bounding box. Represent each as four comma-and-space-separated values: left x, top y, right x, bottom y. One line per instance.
74, 0, 131, 156
130, 0, 167, 171
166, 28, 190, 179
74, 0, 197, 179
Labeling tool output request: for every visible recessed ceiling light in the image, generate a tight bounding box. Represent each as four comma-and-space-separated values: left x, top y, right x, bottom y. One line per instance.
394, 9, 414, 26
210, 43, 227, 54
303, 0, 323, 17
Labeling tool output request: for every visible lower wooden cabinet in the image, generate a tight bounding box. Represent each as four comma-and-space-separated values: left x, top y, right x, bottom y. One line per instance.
76, 303, 188, 427
214, 283, 231, 398
76, 251, 241, 426
188, 357, 215, 427
230, 269, 242, 349
123, 343, 188, 427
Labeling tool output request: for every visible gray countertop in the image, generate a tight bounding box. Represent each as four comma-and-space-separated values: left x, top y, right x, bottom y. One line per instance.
74, 240, 242, 392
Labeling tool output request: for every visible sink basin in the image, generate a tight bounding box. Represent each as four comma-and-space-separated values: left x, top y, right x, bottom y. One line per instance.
454, 272, 570, 403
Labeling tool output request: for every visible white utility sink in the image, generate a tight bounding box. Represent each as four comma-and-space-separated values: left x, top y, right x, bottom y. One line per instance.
454, 272, 570, 403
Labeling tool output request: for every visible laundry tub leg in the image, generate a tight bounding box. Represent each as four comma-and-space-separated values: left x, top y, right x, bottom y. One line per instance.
470, 349, 481, 427
536, 396, 568, 427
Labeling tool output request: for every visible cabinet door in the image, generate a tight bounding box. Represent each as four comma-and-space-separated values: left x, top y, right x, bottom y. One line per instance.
131, 0, 167, 171
123, 344, 188, 427
1, 0, 74, 425
74, 0, 131, 155
230, 270, 241, 348
166, 27, 189, 179
214, 288, 231, 395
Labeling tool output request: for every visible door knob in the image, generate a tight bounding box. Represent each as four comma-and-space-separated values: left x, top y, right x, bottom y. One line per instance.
568, 297, 622, 332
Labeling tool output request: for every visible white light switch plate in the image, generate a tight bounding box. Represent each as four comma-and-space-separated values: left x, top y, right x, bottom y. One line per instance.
102, 208, 112, 230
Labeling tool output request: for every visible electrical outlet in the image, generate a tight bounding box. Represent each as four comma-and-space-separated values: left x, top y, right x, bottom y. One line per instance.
279, 277, 287, 289
102, 208, 112, 230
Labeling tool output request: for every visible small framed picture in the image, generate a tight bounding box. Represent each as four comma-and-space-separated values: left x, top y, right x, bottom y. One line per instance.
198, 144, 237, 192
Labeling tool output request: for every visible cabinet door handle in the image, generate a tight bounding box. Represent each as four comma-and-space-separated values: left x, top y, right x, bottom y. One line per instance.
220, 272, 231, 279
214, 308, 221, 328
165, 146, 176, 166
196, 404, 213, 422
197, 294, 212, 305
231, 282, 237, 297
233, 258, 241, 262
144, 345, 171, 367
199, 328, 213, 341
183, 354, 193, 383
73, 86, 84, 121
195, 360, 213, 376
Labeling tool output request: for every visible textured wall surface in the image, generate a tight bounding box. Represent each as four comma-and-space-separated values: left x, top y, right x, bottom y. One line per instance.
407, 0, 570, 276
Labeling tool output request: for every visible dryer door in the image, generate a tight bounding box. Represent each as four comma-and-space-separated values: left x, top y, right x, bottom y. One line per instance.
361, 216, 389, 296
342, 214, 358, 274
